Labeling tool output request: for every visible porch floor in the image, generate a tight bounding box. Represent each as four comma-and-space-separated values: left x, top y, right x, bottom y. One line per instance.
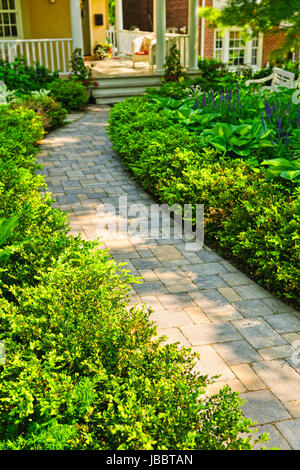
89, 57, 157, 79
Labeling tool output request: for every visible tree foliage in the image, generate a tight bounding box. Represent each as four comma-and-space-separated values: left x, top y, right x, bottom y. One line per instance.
200, 0, 300, 58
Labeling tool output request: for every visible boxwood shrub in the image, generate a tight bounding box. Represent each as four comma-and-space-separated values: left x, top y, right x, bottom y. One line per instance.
108, 98, 300, 307
0, 106, 264, 449
48, 78, 89, 111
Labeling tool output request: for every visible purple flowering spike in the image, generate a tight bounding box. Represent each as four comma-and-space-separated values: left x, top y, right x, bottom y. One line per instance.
277, 117, 282, 134
264, 99, 272, 119
193, 98, 199, 110
297, 109, 300, 127
201, 93, 206, 108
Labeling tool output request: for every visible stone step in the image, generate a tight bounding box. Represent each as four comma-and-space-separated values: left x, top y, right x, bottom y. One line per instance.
92, 85, 158, 99
95, 96, 139, 105
93, 75, 162, 88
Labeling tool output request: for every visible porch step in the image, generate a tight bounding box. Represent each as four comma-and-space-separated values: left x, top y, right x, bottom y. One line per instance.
91, 74, 162, 104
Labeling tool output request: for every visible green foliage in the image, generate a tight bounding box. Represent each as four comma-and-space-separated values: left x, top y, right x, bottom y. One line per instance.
0, 104, 262, 450
200, 0, 300, 59
0, 57, 58, 95
0, 245, 263, 450
48, 78, 89, 111
148, 84, 300, 172
261, 157, 300, 181
109, 97, 300, 306
163, 44, 186, 82
12, 94, 68, 131
69, 48, 93, 84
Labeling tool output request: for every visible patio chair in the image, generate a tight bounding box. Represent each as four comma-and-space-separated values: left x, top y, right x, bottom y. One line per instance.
132, 35, 155, 70
245, 67, 298, 91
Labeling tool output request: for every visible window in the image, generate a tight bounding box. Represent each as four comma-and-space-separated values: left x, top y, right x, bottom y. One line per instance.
0, 0, 19, 38
228, 31, 245, 65
215, 31, 223, 61
251, 36, 259, 65
214, 29, 261, 68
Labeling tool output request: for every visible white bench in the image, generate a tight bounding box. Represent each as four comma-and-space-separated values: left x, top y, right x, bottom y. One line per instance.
245, 67, 297, 91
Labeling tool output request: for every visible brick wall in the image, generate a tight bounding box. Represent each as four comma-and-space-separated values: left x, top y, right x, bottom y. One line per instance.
262, 31, 286, 66
123, 0, 153, 31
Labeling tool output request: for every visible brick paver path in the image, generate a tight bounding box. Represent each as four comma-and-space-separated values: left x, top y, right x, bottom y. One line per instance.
38, 105, 300, 450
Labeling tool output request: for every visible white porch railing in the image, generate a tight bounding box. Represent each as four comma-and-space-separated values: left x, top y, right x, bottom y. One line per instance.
106, 29, 190, 68
0, 38, 73, 75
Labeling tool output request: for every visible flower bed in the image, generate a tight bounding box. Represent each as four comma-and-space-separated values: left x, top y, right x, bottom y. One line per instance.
108, 91, 300, 307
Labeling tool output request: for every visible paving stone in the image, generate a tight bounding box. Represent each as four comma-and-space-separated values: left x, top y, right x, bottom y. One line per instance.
132, 258, 163, 269
150, 309, 194, 328
218, 287, 242, 303
166, 281, 199, 293
183, 263, 227, 277
283, 332, 300, 344
233, 284, 272, 300
252, 360, 300, 402
192, 345, 236, 381
198, 251, 223, 263
133, 281, 168, 296
157, 293, 196, 310
233, 299, 274, 318
240, 390, 291, 425
284, 400, 300, 418
180, 323, 242, 346
205, 378, 246, 396
150, 245, 184, 261
193, 275, 227, 289
262, 297, 294, 314
189, 290, 242, 321
251, 424, 291, 450
137, 269, 159, 282
276, 419, 300, 450
232, 318, 287, 349
231, 364, 266, 391
153, 267, 188, 285
265, 313, 300, 333
214, 340, 261, 365
157, 328, 191, 348
139, 295, 164, 311
184, 307, 210, 324
258, 345, 295, 360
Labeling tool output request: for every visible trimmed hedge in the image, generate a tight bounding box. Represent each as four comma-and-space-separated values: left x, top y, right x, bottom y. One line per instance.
108, 98, 300, 307
0, 105, 262, 449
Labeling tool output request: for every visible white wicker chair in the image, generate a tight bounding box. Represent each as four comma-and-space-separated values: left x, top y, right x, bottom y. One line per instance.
132, 35, 155, 70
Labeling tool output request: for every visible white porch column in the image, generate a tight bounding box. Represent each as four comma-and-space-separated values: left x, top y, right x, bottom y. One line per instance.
155, 0, 166, 74
70, 0, 83, 51
188, 0, 200, 71
115, 0, 123, 32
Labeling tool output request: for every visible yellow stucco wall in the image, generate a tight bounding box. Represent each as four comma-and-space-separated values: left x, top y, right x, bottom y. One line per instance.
20, 0, 108, 56
22, 0, 72, 39
89, 0, 109, 52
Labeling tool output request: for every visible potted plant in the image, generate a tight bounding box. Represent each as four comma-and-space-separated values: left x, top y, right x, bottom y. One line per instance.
94, 43, 113, 60
163, 44, 186, 82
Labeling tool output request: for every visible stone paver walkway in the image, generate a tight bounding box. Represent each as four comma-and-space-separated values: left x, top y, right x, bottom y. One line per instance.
38, 105, 300, 450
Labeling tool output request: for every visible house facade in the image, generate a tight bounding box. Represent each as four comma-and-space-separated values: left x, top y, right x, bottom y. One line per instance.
0, 0, 109, 73
0, 0, 286, 76
122, 0, 285, 69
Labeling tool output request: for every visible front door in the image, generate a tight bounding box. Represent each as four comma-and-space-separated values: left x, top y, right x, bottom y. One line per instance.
81, 0, 91, 56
